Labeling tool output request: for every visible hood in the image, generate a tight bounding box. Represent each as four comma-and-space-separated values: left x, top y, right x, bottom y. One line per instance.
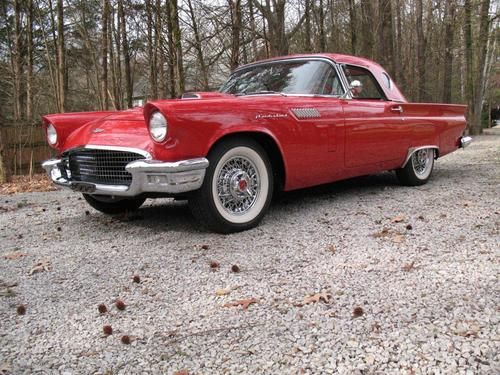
59, 108, 152, 154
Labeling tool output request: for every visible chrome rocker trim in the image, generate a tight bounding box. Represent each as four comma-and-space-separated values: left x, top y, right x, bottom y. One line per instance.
460, 136, 472, 149
42, 153, 209, 196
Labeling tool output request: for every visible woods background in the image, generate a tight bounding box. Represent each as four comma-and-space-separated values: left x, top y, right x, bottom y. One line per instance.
0, 0, 498, 181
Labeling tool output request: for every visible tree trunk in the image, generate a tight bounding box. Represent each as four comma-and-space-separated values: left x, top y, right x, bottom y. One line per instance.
13, 0, 22, 120
442, 0, 455, 103
378, 0, 394, 76
146, 0, 158, 99
27, 0, 34, 120
100, 0, 109, 110
0, 126, 10, 183
394, 0, 404, 86
304, 0, 312, 52
248, 0, 258, 59
464, 0, 474, 133
108, 8, 118, 110
253, 0, 290, 56
155, 0, 165, 97
113, 6, 123, 109
187, 0, 209, 89
360, 0, 373, 58
318, 0, 326, 51
168, 0, 184, 97
118, 0, 132, 108
166, 0, 176, 98
470, 0, 491, 135
348, 0, 356, 54
416, 0, 426, 102
229, 0, 242, 70
57, 0, 66, 112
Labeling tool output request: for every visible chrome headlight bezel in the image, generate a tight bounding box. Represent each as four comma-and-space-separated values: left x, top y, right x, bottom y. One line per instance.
47, 123, 58, 145
149, 111, 168, 142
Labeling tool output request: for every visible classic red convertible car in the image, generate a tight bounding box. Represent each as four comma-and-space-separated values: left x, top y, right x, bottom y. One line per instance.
42, 54, 471, 233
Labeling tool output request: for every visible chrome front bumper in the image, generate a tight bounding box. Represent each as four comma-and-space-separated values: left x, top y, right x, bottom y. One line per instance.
42, 157, 209, 196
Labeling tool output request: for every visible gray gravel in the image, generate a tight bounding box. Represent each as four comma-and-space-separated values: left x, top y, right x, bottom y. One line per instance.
1, 134, 499, 374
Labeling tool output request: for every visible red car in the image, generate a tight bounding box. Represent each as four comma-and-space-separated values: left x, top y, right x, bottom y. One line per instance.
42, 54, 471, 233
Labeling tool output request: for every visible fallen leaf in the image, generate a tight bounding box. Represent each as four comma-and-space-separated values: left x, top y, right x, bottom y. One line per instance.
0, 362, 12, 374
0, 280, 18, 288
327, 245, 337, 253
223, 298, 258, 309
28, 259, 51, 275
392, 234, 405, 243
215, 288, 231, 296
372, 228, 390, 238
0, 289, 17, 297
3, 251, 28, 260
173, 370, 189, 375
79, 351, 99, 357
402, 261, 416, 272
304, 291, 331, 304
391, 215, 405, 223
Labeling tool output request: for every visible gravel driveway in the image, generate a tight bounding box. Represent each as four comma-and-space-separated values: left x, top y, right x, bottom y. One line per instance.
1, 134, 499, 374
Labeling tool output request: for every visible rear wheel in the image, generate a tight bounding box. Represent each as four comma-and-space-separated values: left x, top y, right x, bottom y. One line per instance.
396, 148, 435, 186
83, 194, 146, 214
189, 138, 273, 233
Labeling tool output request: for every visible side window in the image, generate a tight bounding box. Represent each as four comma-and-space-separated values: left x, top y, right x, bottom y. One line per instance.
318, 67, 344, 96
343, 65, 386, 100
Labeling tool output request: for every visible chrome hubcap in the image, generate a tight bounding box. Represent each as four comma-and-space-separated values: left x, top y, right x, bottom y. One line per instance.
412, 149, 432, 176
216, 157, 260, 215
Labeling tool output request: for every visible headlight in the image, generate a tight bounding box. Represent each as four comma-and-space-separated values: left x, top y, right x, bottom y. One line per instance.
149, 111, 168, 142
47, 123, 57, 145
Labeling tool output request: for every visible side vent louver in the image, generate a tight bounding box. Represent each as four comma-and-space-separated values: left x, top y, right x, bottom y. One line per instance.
291, 108, 321, 119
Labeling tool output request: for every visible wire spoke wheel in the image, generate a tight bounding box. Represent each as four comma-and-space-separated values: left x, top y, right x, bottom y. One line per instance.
189, 139, 273, 233
396, 147, 435, 186
216, 156, 260, 215
411, 149, 434, 179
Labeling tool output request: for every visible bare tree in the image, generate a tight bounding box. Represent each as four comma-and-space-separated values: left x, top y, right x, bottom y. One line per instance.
187, 0, 209, 89
442, 0, 455, 103
118, 0, 133, 108
416, 0, 426, 102
229, 0, 242, 70
57, 0, 66, 112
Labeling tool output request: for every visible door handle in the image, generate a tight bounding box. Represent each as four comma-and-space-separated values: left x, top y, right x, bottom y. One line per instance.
391, 105, 403, 114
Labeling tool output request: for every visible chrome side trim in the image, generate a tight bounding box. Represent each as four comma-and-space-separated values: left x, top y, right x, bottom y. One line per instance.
460, 136, 472, 148
402, 145, 439, 168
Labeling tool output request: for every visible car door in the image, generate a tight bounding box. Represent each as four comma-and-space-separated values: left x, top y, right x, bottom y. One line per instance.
341, 65, 409, 168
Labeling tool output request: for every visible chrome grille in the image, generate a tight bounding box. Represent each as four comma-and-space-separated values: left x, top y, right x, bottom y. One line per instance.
64, 149, 146, 186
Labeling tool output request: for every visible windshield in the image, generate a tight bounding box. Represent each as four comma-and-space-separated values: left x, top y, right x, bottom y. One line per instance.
220, 60, 344, 96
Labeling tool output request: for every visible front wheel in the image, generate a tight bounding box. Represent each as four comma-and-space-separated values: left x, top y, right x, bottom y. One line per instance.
189, 138, 273, 234
396, 148, 435, 186
83, 194, 146, 214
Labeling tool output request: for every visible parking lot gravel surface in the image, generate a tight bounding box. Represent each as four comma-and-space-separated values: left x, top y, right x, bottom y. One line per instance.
1, 134, 499, 374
